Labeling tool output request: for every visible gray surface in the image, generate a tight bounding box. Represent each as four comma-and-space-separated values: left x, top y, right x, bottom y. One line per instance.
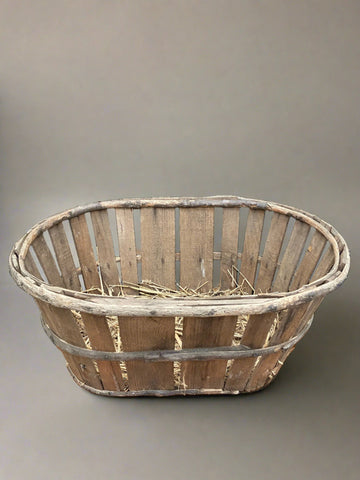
1, 1, 359, 479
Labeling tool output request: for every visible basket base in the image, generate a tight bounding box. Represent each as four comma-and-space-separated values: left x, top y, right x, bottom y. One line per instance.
67, 365, 276, 397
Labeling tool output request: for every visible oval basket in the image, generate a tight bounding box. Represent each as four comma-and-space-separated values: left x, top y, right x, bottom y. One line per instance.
9, 196, 350, 396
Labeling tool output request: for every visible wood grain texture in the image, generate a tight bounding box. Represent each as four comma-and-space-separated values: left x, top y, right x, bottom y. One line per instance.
272, 220, 311, 293
37, 300, 103, 389
48, 222, 81, 291
246, 298, 322, 392
80, 312, 124, 391
118, 208, 176, 391
220, 207, 240, 289
225, 312, 278, 391
180, 207, 236, 389
289, 230, 327, 291
70, 214, 100, 290
32, 234, 64, 287
115, 208, 139, 287
240, 209, 265, 294
256, 213, 289, 293
90, 209, 120, 292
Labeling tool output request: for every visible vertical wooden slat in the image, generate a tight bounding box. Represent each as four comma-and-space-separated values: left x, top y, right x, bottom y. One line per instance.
90, 209, 121, 292
32, 234, 64, 287
220, 207, 240, 288
48, 222, 81, 291
70, 214, 100, 289
36, 301, 103, 389
272, 220, 311, 293
240, 209, 265, 294
289, 230, 327, 291
245, 237, 332, 393
180, 207, 236, 389
70, 213, 124, 391
256, 213, 289, 293
115, 208, 138, 287
24, 252, 95, 386
117, 208, 176, 391
246, 297, 323, 392
225, 311, 278, 391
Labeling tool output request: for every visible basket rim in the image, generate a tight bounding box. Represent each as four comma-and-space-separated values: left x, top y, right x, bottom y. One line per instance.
9, 195, 350, 317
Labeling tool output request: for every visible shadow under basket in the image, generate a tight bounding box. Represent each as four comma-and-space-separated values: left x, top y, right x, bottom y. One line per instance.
9, 196, 350, 397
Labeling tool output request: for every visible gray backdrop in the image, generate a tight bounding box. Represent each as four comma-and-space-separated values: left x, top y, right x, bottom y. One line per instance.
1, 2, 359, 479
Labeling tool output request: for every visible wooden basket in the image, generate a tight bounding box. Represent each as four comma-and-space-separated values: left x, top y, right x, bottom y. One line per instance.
9, 196, 349, 396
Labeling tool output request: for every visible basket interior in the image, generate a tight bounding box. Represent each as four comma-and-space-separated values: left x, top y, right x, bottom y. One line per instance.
25, 205, 333, 296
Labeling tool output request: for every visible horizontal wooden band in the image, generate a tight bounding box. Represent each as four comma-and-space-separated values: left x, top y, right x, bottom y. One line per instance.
41, 314, 313, 362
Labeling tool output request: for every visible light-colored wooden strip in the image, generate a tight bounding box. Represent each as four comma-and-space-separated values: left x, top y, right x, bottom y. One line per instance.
69, 214, 100, 290
180, 207, 235, 389
115, 208, 138, 286
141, 208, 176, 288
225, 311, 278, 391
246, 297, 323, 392
256, 213, 289, 293
220, 207, 240, 289
36, 300, 103, 389
80, 312, 124, 391
272, 220, 311, 293
117, 208, 176, 391
310, 244, 335, 281
289, 230, 327, 291
240, 209, 265, 294
24, 250, 44, 280
48, 222, 81, 291
90, 209, 120, 292
120, 316, 175, 390
32, 234, 64, 287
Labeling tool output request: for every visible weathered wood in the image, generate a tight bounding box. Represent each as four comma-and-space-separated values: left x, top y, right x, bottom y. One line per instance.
240, 209, 265, 294
42, 313, 312, 362
256, 213, 289, 293
80, 312, 125, 391
289, 230, 327, 291
37, 300, 103, 389
245, 298, 321, 392
69, 214, 100, 289
48, 222, 81, 291
220, 207, 240, 288
225, 312, 278, 391
272, 220, 311, 293
32, 234, 64, 287
9, 196, 349, 397
117, 208, 176, 391
179, 207, 236, 389
115, 208, 139, 287
90, 209, 121, 293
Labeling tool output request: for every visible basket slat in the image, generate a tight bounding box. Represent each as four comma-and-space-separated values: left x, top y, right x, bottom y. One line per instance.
180, 207, 234, 389
256, 213, 289, 293
24, 252, 99, 386
70, 214, 101, 289
48, 222, 81, 291
272, 220, 311, 292
246, 298, 322, 392
80, 312, 125, 391
224, 311, 278, 391
240, 209, 265, 294
289, 230, 327, 291
90, 209, 121, 293
70, 213, 124, 389
32, 234, 64, 287
220, 207, 240, 288
118, 208, 176, 390
115, 208, 138, 287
